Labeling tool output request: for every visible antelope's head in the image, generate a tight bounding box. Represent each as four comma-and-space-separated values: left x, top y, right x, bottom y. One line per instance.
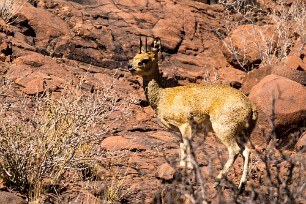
128, 36, 161, 77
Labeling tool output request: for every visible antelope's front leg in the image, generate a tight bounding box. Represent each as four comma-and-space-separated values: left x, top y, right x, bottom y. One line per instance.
178, 123, 193, 169
179, 139, 193, 169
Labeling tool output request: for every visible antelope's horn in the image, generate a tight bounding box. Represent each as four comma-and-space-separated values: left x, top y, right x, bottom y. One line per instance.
144, 37, 147, 53
139, 36, 142, 54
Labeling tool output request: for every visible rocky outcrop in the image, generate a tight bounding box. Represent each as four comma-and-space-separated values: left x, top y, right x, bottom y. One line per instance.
0, 0, 305, 203
241, 64, 306, 95
6, 52, 77, 94
223, 24, 277, 71
249, 75, 306, 143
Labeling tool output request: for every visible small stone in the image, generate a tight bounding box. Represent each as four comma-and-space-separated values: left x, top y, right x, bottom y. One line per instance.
156, 163, 176, 181
22, 78, 45, 95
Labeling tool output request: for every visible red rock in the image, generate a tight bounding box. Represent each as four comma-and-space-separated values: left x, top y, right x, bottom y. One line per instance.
249, 75, 306, 141
156, 163, 176, 181
0, 18, 8, 30
7, 53, 78, 94
1, 0, 305, 202
45, 76, 65, 91
101, 136, 147, 151
249, 107, 272, 147
288, 38, 306, 71
93, 73, 116, 85
218, 66, 246, 85
152, 19, 183, 53
285, 55, 306, 71
148, 131, 178, 143
241, 64, 306, 95
135, 109, 153, 122
223, 25, 277, 70
12, 52, 48, 67
0, 191, 26, 204
0, 41, 12, 62
78, 181, 106, 196
60, 189, 101, 204
0, 41, 8, 51
15, 71, 49, 87
5, 64, 33, 81
0, 62, 9, 75
22, 78, 45, 95
18, 3, 71, 53
11, 52, 72, 78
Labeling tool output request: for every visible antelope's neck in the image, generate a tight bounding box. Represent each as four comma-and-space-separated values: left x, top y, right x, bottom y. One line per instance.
143, 74, 161, 111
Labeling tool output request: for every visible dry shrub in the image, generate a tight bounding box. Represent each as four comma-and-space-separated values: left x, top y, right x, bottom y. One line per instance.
0, 0, 26, 23
102, 167, 133, 203
153, 137, 305, 203
248, 145, 305, 203
219, 0, 306, 70
0, 79, 129, 201
265, 0, 306, 64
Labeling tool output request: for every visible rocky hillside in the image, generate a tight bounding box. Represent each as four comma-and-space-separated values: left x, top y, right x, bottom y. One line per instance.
0, 0, 305, 203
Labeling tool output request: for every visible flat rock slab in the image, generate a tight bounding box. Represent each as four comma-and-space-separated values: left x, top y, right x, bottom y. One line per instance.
101, 136, 147, 151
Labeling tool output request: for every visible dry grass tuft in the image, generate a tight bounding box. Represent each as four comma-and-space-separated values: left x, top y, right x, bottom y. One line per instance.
0, 0, 26, 23
0, 79, 129, 202
103, 168, 133, 203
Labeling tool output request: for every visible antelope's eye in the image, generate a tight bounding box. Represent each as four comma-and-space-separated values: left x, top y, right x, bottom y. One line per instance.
138, 59, 149, 66
141, 59, 150, 64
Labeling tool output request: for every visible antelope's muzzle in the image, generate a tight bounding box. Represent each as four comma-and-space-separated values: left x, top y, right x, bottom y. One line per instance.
128, 64, 136, 73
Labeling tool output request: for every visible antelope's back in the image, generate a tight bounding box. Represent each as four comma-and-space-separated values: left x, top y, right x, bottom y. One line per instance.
157, 83, 254, 125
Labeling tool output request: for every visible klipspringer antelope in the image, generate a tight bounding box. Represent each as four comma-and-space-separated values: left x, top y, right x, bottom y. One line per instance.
128, 36, 257, 189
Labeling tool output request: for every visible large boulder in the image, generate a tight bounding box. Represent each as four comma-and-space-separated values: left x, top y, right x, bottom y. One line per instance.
223, 24, 277, 70
249, 75, 306, 145
6, 53, 77, 94
241, 64, 306, 95
17, 3, 71, 54
152, 19, 183, 53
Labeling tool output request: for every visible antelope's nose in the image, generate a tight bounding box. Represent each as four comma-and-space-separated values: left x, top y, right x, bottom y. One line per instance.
128, 64, 135, 72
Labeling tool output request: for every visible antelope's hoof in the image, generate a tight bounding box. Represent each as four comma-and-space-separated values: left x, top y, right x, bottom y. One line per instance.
238, 182, 246, 192
178, 163, 193, 170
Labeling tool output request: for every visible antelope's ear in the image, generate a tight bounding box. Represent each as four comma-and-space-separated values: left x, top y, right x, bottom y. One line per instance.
151, 37, 161, 53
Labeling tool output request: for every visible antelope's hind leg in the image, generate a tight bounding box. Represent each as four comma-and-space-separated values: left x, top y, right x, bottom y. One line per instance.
238, 145, 250, 190
215, 140, 241, 187
213, 126, 250, 189
212, 124, 241, 187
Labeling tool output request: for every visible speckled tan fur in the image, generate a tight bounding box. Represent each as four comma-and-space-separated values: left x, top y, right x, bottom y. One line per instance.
128, 37, 257, 190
